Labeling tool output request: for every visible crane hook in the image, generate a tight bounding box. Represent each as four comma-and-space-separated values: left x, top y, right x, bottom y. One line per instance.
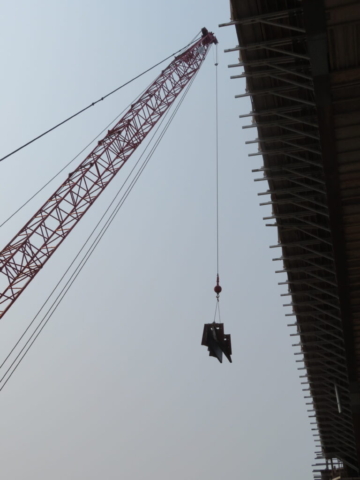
214, 274, 222, 299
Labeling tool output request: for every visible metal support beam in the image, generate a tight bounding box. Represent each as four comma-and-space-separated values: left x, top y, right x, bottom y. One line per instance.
281, 140, 321, 155
276, 151, 322, 168
253, 163, 312, 173
288, 315, 342, 332
229, 56, 294, 68
271, 90, 316, 106
258, 19, 305, 33
268, 74, 314, 91
270, 239, 321, 248
225, 35, 306, 53
249, 144, 321, 156
232, 65, 312, 81
239, 105, 302, 118
277, 176, 326, 196
276, 111, 318, 127
243, 117, 317, 129
290, 228, 332, 246
303, 258, 335, 276
265, 62, 312, 80
288, 200, 328, 217
248, 134, 303, 145
279, 124, 319, 140
218, 9, 303, 28
264, 45, 310, 60
282, 166, 324, 183
258, 185, 324, 196
235, 85, 297, 99
264, 210, 319, 221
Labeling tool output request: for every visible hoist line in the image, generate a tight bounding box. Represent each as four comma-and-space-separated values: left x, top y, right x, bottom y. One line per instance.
0, 63, 204, 390
213, 299, 219, 323
0, 85, 185, 373
215, 43, 219, 277
0, 76, 156, 229
213, 297, 222, 323
0, 31, 217, 323
0, 112, 123, 228
213, 44, 221, 324
216, 301, 221, 323
0, 73, 199, 389
0, 33, 201, 164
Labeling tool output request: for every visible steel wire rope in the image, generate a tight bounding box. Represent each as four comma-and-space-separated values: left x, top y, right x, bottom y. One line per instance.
0, 34, 201, 228
213, 300, 222, 323
0, 83, 188, 370
213, 300, 219, 322
0, 44, 207, 371
215, 43, 219, 277
0, 32, 201, 164
0, 59, 206, 390
0, 100, 136, 228
214, 43, 221, 322
0, 76, 197, 389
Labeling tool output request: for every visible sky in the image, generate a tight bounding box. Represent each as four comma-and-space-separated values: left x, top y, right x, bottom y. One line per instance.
0, 1, 314, 479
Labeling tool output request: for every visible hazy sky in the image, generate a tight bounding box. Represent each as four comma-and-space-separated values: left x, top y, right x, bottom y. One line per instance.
0, 1, 314, 479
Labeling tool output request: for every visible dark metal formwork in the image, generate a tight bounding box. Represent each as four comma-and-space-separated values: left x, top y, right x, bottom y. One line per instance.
220, 1, 360, 478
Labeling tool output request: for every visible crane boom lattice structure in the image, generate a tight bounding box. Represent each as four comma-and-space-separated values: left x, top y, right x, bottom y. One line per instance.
0, 29, 217, 319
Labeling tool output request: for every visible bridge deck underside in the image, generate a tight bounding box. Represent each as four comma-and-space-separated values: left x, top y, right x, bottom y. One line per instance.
224, 0, 360, 477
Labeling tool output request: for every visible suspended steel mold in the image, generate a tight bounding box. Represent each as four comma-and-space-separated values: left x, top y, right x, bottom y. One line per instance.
202, 323, 232, 363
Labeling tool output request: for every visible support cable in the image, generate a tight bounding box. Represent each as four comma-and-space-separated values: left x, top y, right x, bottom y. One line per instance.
0, 33, 201, 164
0, 64, 203, 390
0, 112, 123, 228
0, 78, 155, 228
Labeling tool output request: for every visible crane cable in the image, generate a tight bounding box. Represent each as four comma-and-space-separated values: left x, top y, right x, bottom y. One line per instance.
0, 33, 201, 229
0, 61, 205, 391
0, 33, 201, 164
216, 46, 219, 276
213, 44, 222, 323
0, 77, 156, 228
0, 111, 127, 228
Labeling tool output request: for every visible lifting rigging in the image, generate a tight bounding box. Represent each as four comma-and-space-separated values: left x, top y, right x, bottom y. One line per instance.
0, 28, 218, 321
0, 80, 199, 390
201, 43, 232, 364
0, 27, 231, 387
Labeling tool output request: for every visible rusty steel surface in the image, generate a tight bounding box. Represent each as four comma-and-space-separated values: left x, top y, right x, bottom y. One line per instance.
221, 0, 360, 477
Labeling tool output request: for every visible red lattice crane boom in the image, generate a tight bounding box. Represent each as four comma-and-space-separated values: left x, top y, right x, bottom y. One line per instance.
0, 29, 218, 319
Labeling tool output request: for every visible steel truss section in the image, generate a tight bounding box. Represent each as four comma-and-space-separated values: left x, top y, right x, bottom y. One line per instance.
0, 31, 218, 319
